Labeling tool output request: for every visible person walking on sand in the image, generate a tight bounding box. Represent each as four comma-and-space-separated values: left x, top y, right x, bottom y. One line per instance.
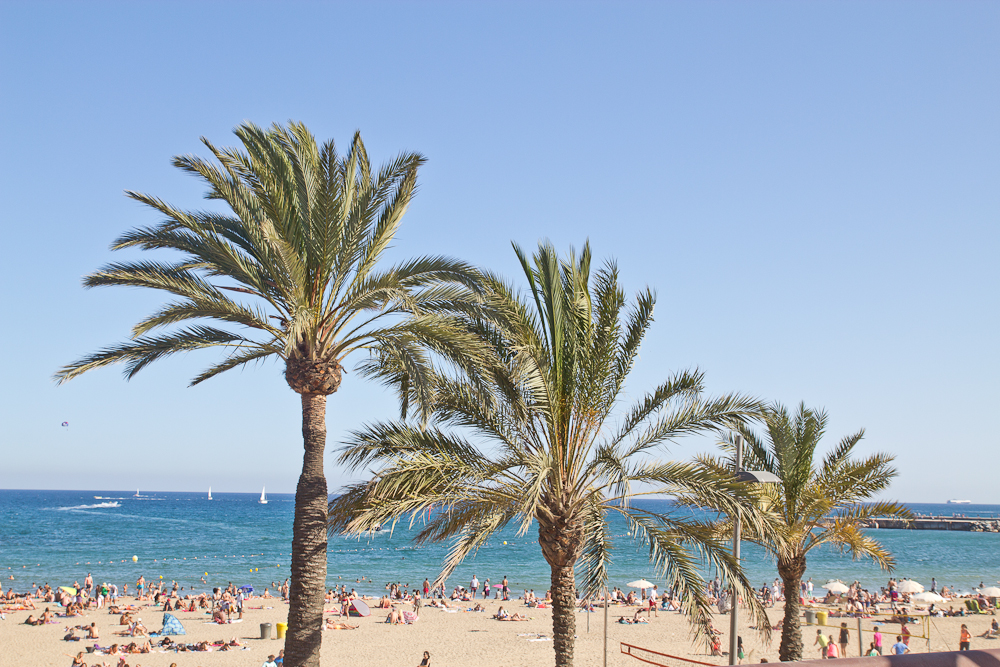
960, 624, 971, 651
839, 623, 850, 658
826, 636, 840, 659
873, 626, 883, 655
891, 636, 909, 655
470, 574, 479, 598
815, 629, 829, 658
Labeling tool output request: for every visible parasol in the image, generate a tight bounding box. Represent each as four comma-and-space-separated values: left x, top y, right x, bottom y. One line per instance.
824, 581, 849, 594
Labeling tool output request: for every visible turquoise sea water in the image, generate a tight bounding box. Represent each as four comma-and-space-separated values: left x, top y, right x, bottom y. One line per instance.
1, 490, 998, 597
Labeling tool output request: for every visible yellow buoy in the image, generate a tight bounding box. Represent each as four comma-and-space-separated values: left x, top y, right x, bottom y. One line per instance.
503, 541, 507, 545
132, 556, 138, 562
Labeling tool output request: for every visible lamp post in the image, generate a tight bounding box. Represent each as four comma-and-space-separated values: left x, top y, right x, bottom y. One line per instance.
729, 434, 781, 666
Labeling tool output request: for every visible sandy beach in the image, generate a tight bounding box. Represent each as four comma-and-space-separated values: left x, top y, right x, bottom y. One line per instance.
3, 594, 998, 667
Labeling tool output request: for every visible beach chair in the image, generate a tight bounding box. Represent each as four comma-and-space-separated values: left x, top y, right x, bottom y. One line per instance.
402, 611, 418, 624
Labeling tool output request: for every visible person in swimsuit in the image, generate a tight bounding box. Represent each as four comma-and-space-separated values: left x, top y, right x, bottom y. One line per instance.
417, 651, 431, 666
960, 624, 971, 651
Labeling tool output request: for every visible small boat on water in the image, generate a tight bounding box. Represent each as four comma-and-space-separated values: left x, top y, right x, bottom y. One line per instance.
207, 487, 213, 501
134, 489, 141, 498
259, 487, 268, 504
947, 499, 972, 504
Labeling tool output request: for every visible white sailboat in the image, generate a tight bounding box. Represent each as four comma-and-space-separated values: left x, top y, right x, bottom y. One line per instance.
259, 487, 268, 504
207, 487, 213, 501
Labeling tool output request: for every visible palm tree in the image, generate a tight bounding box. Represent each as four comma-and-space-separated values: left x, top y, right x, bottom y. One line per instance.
55, 122, 485, 667
330, 241, 774, 667
699, 403, 909, 661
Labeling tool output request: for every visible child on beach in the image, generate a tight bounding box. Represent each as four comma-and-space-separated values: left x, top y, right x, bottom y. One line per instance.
960, 624, 971, 650
815, 629, 829, 658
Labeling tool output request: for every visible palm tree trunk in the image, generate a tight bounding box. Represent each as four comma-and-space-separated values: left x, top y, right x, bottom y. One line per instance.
550, 560, 578, 667
539, 514, 583, 667
777, 553, 807, 662
285, 393, 329, 667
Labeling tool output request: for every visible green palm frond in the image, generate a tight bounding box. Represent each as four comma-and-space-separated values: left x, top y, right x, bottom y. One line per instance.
56, 122, 485, 415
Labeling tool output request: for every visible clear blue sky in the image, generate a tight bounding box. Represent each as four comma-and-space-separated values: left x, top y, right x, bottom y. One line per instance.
1, 2, 997, 501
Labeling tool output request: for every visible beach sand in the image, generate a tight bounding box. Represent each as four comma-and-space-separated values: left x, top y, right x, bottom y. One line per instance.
2, 596, 996, 667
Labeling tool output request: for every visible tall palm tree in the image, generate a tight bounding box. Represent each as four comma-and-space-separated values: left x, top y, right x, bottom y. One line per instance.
55, 122, 485, 667
330, 241, 774, 667
698, 403, 909, 661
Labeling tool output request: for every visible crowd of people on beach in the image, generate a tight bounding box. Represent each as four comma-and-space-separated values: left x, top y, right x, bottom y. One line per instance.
5, 566, 1000, 666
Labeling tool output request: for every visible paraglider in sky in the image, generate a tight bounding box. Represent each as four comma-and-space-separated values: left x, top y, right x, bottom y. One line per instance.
61, 422, 69, 427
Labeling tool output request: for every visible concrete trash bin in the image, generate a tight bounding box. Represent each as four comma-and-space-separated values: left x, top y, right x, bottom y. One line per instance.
276, 622, 287, 639
260, 623, 272, 639
804, 610, 817, 625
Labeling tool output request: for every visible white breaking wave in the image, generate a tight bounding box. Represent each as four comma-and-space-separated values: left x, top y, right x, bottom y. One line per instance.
58, 502, 121, 510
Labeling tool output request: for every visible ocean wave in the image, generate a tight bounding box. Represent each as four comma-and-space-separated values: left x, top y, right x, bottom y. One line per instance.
57, 502, 121, 510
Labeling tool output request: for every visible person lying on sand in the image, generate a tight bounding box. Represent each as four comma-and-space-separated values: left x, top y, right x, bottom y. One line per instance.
64, 626, 82, 641
325, 620, 359, 630
510, 612, 529, 621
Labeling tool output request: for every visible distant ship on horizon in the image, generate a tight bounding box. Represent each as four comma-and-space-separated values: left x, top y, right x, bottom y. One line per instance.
947, 499, 972, 504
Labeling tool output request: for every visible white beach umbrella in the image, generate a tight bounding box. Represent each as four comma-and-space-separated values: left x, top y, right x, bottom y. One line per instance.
824, 581, 850, 594
897, 580, 924, 594
912, 592, 946, 603
627, 579, 654, 589
978, 586, 1000, 597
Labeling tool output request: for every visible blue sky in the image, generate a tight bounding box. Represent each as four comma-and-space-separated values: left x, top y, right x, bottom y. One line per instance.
1, 1, 997, 501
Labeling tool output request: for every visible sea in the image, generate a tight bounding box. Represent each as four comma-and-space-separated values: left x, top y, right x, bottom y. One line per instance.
1, 490, 998, 598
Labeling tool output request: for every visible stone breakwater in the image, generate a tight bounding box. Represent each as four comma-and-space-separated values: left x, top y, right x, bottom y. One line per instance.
856, 517, 1000, 532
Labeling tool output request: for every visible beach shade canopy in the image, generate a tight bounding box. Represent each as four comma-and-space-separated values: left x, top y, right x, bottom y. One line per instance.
824, 581, 850, 593
493, 584, 504, 588
979, 587, 1000, 597
348, 599, 371, 617
60, 586, 77, 595
238, 585, 253, 595
912, 592, 946, 603
159, 613, 187, 635
627, 579, 654, 589
897, 580, 924, 594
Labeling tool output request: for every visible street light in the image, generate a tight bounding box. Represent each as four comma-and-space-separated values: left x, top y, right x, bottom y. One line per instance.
729, 434, 781, 666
